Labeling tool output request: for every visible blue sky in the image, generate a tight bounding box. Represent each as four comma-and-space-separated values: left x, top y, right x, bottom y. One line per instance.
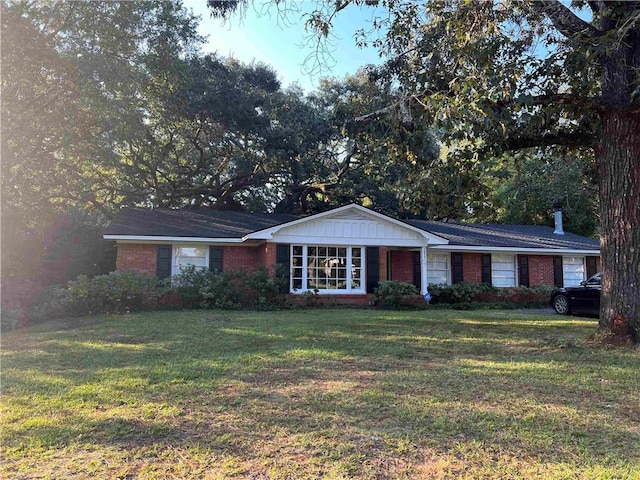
187, 1, 387, 92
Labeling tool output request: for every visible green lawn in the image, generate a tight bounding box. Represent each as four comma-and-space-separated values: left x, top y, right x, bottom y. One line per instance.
2, 309, 639, 479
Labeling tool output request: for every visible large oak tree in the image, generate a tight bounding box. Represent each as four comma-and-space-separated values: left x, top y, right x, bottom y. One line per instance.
212, 0, 639, 342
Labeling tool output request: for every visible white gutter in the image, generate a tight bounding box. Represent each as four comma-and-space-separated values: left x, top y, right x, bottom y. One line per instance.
103, 235, 245, 243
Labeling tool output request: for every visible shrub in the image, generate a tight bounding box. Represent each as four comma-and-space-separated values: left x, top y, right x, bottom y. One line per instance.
374, 281, 419, 309
55, 272, 170, 316
172, 266, 215, 309
428, 282, 554, 308
1, 306, 26, 332
245, 267, 286, 309
197, 268, 292, 310
428, 281, 497, 304
200, 270, 246, 309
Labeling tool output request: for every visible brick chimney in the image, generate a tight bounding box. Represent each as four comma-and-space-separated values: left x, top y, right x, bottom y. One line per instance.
553, 201, 565, 235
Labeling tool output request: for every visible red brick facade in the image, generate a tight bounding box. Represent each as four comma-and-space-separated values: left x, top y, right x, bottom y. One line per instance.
389, 251, 415, 284
116, 243, 594, 292
258, 243, 278, 276
223, 245, 259, 273
462, 253, 483, 283
527, 255, 555, 286
116, 244, 157, 275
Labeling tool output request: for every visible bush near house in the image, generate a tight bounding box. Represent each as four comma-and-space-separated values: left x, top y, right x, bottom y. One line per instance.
428, 282, 554, 308
56, 272, 171, 316
374, 281, 420, 309
4, 274, 556, 333
174, 266, 286, 310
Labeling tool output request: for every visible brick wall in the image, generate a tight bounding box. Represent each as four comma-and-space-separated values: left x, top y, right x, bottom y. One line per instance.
223, 245, 259, 273
528, 255, 555, 286
389, 251, 414, 284
462, 253, 483, 283
257, 243, 278, 276
116, 243, 157, 274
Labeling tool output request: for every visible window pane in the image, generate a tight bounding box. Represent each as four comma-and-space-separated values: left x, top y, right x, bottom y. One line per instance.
491, 254, 516, 287
427, 252, 449, 285
563, 257, 585, 286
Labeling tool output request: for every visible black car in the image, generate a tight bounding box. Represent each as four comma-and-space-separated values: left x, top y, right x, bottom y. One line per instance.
550, 273, 601, 315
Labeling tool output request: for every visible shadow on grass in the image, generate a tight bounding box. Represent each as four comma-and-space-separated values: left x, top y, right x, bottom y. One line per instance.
2, 309, 638, 474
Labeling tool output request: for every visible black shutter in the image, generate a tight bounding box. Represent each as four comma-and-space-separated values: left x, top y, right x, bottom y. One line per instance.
209, 246, 223, 273
366, 246, 380, 293
518, 255, 530, 287
276, 243, 291, 293
481, 254, 492, 285
553, 256, 564, 287
451, 253, 464, 284
156, 245, 172, 279
413, 252, 421, 289
275, 244, 290, 293
586, 256, 598, 278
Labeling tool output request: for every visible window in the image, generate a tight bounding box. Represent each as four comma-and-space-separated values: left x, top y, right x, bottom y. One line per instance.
563, 256, 585, 286
427, 252, 450, 284
290, 245, 364, 293
173, 246, 208, 275
491, 254, 516, 287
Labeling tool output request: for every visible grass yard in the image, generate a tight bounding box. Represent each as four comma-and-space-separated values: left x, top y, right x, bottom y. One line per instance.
1, 309, 639, 479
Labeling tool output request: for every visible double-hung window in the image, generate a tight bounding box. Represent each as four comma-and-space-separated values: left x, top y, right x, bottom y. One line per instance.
563, 256, 585, 286
427, 252, 450, 285
491, 254, 516, 287
291, 245, 364, 293
172, 246, 208, 276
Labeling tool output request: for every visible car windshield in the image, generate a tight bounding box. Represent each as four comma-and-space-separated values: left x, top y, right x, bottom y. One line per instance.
586, 273, 601, 285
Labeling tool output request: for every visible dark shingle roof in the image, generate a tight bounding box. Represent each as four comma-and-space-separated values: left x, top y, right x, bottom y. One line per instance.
105, 206, 599, 251
104, 208, 300, 238
405, 220, 599, 250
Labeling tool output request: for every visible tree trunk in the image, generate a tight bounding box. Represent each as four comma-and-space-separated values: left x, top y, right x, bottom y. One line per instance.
596, 111, 640, 343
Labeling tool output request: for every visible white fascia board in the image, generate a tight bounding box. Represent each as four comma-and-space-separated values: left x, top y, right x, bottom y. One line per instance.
244, 203, 449, 245
429, 245, 600, 255
103, 235, 244, 244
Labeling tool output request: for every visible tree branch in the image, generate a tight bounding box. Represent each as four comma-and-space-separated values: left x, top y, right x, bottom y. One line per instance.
528, 0, 603, 41
502, 130, 596, 151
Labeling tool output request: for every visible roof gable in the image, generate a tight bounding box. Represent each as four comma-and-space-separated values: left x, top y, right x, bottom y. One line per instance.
246, 204, 449, 246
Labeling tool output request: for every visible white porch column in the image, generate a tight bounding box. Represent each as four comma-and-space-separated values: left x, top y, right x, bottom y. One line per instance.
420, 245, 428, 295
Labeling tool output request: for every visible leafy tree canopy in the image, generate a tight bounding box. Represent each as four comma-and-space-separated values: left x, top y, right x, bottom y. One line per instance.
211, 0, 640, 341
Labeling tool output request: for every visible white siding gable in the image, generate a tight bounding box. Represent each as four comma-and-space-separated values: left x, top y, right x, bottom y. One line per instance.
246, 205, 447, 247
273, 217, 425, 246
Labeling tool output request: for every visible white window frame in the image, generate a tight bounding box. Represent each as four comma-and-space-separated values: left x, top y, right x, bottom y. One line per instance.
563, 256, 586, 287
172, 245, 209, 276
427, 252, 450, 285
491, 253, 517, 288
290, 245, 365, 294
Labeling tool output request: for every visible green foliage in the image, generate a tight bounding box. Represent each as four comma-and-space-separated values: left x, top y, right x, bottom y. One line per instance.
0, 306, 25, 333
244, 267, 287, 310
198, 268, 287, 310
374, 280, 419, 309
172, 266, 214, 309
489, 151, 598, 237
429, 282, 553, 308
428, 282, 497, 304
55, 272, 170, 316
189, 271, 244, 310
